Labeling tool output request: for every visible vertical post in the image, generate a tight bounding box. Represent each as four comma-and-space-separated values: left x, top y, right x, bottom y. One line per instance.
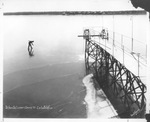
137, 53, 140, 76
123, 46, 124, 65
84, 29, 90, 74
85, 39, 88, 74
132, 37, 133, 52
99, 34, 101, 45
146, 11, 150, 119
131, 16, 134, 52
113, 32, 115, 56
105, 52, 110, 87
121, 35, 123, 47
121, 35, 124, 65
141, 85, 145, 110
95, 45, 98, 78
112, 15, 115, 56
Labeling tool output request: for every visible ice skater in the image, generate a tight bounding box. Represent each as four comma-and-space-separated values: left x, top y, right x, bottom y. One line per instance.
28, 40, 34, 51
28, 40, 34, 57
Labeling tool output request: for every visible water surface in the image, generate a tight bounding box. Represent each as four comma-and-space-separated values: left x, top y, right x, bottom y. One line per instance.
3, 14, 147, 118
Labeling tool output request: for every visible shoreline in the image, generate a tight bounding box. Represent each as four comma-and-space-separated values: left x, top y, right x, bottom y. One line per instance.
82, 74, 118, 118
3, 10, 146, 16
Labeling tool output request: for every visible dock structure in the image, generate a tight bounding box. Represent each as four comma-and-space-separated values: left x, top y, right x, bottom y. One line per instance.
79, 28, 146, 118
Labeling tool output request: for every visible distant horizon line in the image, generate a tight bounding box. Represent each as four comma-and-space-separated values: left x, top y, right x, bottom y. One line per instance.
3, 10, 146, 16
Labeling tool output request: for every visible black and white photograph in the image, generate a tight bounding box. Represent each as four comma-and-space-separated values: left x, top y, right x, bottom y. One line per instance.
0, 0, 150, 122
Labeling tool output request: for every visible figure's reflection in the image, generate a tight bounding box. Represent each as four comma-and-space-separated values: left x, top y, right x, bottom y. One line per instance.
28, 40, 34, 57
28, 49, 34, 57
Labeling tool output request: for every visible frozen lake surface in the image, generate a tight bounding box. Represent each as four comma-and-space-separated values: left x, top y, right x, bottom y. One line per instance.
3, 14, 147, 118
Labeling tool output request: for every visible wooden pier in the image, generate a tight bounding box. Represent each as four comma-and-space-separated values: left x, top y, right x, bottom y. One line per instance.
79, 29, 146, 118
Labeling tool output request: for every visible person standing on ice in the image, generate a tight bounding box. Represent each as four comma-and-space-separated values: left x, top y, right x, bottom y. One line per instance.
28, 40, 34, 57
28, 40, 34, 51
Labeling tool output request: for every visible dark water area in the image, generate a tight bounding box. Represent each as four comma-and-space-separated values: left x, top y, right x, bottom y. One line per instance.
3, 15, 88, 118
4, 62, 87, 118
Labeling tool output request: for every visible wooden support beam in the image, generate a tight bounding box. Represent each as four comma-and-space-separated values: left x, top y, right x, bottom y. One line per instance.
84, 34, 146, 117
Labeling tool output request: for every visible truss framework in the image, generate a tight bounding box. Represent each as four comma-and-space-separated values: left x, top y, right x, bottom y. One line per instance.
84, 29, 146, 118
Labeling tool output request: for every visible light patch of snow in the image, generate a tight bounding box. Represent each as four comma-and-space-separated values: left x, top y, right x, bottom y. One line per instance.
82, 74, 118, 118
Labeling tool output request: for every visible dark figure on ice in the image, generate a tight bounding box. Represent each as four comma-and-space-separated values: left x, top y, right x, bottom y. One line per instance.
28, 40, 34, 57
28, 40, 34, 50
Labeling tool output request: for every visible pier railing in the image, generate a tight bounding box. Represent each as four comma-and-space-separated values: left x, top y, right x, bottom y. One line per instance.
82, 26, 147, 78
